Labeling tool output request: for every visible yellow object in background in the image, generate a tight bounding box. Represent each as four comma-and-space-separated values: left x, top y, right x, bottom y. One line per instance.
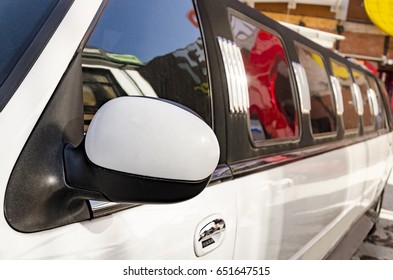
365, 0, 393, 36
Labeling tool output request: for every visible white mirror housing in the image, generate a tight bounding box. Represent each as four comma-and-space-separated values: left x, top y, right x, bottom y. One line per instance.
86, 97, 219, 181
64, 96, 220, 203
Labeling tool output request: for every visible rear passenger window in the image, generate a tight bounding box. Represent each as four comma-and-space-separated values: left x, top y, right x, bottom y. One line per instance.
295, 43, 336, 134
230, 15, 298, 142
330, 60, 358, 131
352, 70, 374, 129
367, 75, 387, 130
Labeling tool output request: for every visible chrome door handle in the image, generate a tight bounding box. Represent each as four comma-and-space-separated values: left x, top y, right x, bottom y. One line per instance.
198, 218, 226, 242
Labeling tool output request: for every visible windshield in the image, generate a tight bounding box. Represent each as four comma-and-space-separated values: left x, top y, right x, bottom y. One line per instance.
0, 0, 59, 86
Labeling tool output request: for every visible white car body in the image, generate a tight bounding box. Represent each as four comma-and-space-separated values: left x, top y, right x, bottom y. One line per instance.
0, 0, 392, 259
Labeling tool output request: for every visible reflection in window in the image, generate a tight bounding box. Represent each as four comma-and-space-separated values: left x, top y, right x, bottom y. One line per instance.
330, 60, 358, 131
367, 75, 386, 130
82, 0, 211, 128
82, 68, 128, 132
352, 70, 374, 128
230, 15, 298, 142
296, 44, 336, 134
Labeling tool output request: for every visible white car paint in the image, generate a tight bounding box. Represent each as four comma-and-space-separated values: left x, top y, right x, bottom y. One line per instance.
0, 0, 392, 260
234, 135, 392, 259
0, 0, 103, 258
1, 180, 237, 259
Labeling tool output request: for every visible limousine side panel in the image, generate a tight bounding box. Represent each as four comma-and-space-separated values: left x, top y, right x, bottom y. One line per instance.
232, 141, 376, 259
363, 135, 392, 207
196, 0, 393, 259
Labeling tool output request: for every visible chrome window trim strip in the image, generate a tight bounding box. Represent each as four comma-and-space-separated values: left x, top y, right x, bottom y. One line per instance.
351, 83, 364, 116
234, 43, 250, 112
218, 37, 236, 113
367, 88, 379, 116
292, 62, 311, 114
217, 36, 249, 114
229, 39, 243, 112
330, 76, 344, 115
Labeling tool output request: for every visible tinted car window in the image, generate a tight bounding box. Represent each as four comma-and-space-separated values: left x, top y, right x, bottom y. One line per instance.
296, 43, 336, 134
0, 0, 59, 86
367, 75, 387, 130
83, 0, 211, 126
352, 69, 374, 129
230, 15, 298, 142
330, 59, 358, 131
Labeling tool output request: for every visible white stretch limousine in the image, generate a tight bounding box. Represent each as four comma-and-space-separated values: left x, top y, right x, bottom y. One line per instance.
0, 0, 392, 259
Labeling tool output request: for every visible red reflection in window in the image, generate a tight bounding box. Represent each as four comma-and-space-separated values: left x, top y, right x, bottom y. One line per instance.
243, 30, 298, 140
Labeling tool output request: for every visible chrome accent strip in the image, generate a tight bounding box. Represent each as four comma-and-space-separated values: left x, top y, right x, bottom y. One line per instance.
351, 83, 364, 115
92, 202, 140, 218
217, 37, 249, 114
367, 88, 379, 116
292, 62, 311, 113
330, 76, 344, 115
218, 37, 236, 113
234, 44, 250, 112
228, 40, 242, 112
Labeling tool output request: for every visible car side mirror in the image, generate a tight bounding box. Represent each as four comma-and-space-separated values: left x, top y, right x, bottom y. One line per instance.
64, 96, 219, 203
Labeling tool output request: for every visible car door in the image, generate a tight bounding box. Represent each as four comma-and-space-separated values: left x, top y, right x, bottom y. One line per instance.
0, 0, 236, 259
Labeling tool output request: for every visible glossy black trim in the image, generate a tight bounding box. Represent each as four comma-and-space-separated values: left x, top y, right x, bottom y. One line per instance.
91, 164, 234, 217
229, 131, 384, 178
196, 0, 309, 163
0, 0, 74, 112
64, 141, 211, 204
197, 0, 389, 166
